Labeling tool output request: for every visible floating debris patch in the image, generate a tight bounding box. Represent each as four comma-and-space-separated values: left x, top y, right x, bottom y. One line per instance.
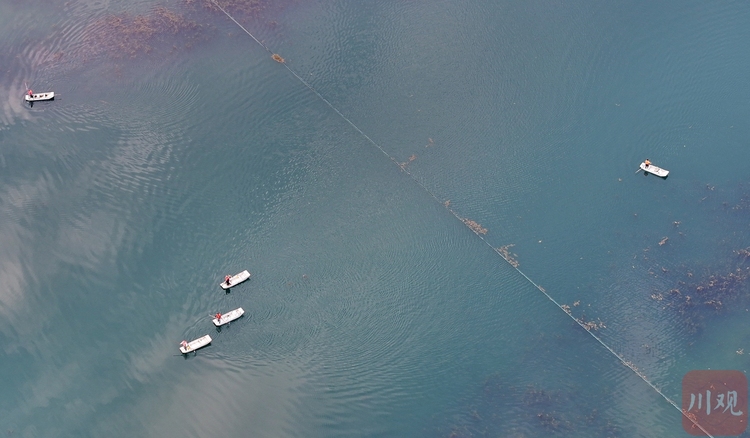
561, 301, 606, 331
188, 0, 267, 17
653, 252, 750, 334
83, 7, 205, 60
576, 316, 606, 331
496, 244, 519, 268
439, 376, 623, 437
461, 218, 487, 235
399, 154, 417, 169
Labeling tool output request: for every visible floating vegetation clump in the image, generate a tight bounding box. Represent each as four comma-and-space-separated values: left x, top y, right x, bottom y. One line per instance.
496, 244, 519, 268
399, 154, 417, 169
462, 219, 487, 235
560, 301, 606, 331
653, 251, 750, 334
84, 7, 206, 60
188, 0, 266, 17
725, 182, 750, 211
576, 316, 606, 331
440, 377, 623, 437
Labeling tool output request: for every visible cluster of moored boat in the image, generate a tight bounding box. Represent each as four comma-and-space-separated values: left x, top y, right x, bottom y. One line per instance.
179, 270, 252, 354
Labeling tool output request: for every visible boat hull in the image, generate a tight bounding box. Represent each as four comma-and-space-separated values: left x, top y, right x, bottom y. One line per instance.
180, 334, 212, 354
213, 307, 244, 326
25, 92, 54, 102
640, 162, 669, 177
220, 270, 251, 290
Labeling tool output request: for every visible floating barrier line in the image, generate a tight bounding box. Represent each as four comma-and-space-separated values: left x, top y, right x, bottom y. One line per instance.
209, 2, 712, 435
210, 1, 394, 162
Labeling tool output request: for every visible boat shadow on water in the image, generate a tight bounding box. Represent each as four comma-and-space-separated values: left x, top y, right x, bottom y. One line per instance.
642, 171, 668, 179
25, 98, 55, 109
214, 315, 245, 333
180, 346, 210, 360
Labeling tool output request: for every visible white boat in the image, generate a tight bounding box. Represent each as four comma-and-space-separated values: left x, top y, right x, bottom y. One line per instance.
212, 307, 244, 326
179, 334, 212, 354
220, 270, 251, 290
25, 92, 54, 102
640, 161, 669, 177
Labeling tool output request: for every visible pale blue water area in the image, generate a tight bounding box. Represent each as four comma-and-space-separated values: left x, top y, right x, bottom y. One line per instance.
2, 0, 750, 436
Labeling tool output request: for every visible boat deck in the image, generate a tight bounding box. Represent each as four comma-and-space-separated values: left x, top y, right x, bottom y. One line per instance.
180, 334, 212, 353
220, 270, 251, 290
213, 307, 245, 326
25, 92, 54, 102
640, 162, 669, 177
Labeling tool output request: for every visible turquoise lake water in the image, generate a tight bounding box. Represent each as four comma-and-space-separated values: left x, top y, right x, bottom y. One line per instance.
2, 0, 750, 436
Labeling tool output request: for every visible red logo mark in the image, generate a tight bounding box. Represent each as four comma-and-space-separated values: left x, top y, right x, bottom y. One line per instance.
682, 370, 747, 436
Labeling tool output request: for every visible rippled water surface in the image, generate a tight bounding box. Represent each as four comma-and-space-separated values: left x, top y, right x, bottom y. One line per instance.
2, 0, 750, 436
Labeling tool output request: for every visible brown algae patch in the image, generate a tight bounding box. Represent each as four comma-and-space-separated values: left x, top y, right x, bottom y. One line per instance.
188, 0, 266, 17
652, 251, 750, 334
462, 218, 487, 235
83, 7, 205, 59
496, 244, 519, 268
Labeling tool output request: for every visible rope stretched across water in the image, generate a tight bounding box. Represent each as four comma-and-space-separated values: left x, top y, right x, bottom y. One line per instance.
208, 2, 711, 435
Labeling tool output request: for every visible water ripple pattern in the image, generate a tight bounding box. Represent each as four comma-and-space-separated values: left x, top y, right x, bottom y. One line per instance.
3, 0, 750, 436
207, 1, 720, 435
